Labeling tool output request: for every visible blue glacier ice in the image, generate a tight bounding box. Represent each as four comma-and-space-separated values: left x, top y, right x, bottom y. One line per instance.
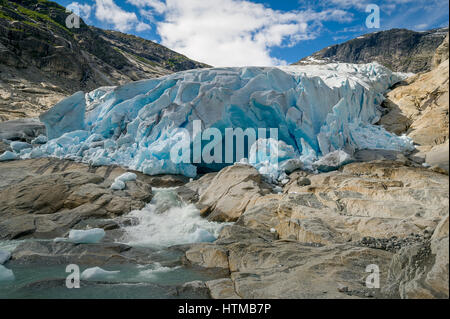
0, 250, 11, 265
16, 62, 414, 179
0, 151, 17, 161
0, 265, 14, 282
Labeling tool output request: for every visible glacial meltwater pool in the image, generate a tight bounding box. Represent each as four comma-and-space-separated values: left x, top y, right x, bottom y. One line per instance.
0, 188, 229, 299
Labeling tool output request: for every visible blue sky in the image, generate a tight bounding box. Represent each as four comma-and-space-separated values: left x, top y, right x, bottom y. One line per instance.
55, 0, 449, 66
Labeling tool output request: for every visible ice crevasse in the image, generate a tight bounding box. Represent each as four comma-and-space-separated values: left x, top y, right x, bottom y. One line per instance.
15, 62, 414, 180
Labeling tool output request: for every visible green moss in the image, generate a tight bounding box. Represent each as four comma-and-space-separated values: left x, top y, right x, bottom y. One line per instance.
132, 53, 158, 66
22, 20, 39, 27
0, 11, 14, 20
12, 2, 72, 34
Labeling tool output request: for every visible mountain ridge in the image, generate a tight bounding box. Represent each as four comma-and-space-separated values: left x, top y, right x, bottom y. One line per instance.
294, 27, 448, 73
0, 0, 209, 120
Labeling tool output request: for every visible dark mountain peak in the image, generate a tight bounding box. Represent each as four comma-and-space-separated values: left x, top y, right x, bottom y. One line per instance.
295, 27, 449, 73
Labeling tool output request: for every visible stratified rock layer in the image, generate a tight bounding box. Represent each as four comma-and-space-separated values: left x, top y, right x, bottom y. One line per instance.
182, 160, 449, 299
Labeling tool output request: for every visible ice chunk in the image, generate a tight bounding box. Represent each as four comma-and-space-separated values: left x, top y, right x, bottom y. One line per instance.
0, 151, 17, 161
10, 141, 31, 153
81, 267, 120, 281
0, 250, 11, 264
312, 150, 353, 172
116, 172, 137, 182
68, 228, 105, 244
0, 265, 14, 282
31, 135, 48, 144
110, 172, 137, 190
39, 91, 86, 139
110, 179, 125, 190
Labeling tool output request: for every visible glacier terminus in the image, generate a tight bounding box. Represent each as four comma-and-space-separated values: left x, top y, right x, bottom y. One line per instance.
10, 62, 415, 181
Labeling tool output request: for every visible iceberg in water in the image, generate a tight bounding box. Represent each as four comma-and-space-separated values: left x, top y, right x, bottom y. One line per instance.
0, 265, 14, 282
15, 62, 414, 179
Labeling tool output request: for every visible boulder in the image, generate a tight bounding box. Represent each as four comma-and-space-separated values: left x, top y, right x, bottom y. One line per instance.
9, 241, 158, 266
185, 160, 449, 299
0, 158, 152, 239
196, 164, 272, 222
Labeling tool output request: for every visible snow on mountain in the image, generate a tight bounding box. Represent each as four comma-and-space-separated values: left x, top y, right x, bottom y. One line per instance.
13, 62, 415, 180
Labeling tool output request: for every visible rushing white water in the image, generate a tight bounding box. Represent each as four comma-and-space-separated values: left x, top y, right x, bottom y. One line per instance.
120, 188, 229, 248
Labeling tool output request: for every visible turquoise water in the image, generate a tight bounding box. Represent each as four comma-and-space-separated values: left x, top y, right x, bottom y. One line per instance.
0, 188, 229, 299
0, 262, 218, 299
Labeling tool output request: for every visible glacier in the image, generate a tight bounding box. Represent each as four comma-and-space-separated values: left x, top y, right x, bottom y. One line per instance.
10, 62, 414, 179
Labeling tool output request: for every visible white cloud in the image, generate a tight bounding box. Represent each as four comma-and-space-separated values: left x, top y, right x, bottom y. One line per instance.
323, 0, 370, 10
146, 0, 352, 66
94, 0, 139, 32
136, 21, 151, 31
126, 0, 166, 14
414, 23, 428, 30
94, 0, 154, 32
67, 2, 93, 21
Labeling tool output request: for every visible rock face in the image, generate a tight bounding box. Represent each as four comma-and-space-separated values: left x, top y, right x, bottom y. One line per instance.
383, 216, 449, 298
295, 28, 448, 73
379, 34, 449, 172
9, 240, 158, 266
196, 164, 272, 222
0, 0, 209, 121
432, 33, 449, 68
184, 160, 449, 298
0, 158, 154, 239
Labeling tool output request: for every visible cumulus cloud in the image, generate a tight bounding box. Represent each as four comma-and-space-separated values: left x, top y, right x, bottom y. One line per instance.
94, 0, 152, 33
135, 0, 352, 66
126, 0, 166, 14
136, 21, 152, 31
94, 0, 139, 31
67, 2, 93, 21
